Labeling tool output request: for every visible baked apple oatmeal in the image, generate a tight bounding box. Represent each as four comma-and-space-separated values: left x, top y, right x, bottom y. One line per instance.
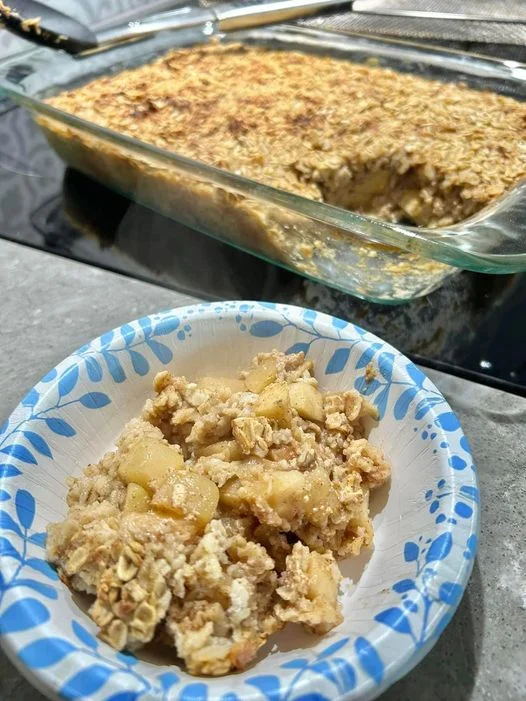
47, 351, 390, 676
36, 41, 526, 302
45, 42, 526, 228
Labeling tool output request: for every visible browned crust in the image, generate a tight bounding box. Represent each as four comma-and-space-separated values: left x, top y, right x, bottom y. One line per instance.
46, 42, 526, 227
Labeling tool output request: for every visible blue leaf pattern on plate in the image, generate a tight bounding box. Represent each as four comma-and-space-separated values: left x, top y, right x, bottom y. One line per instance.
377, 352, 395, 381
309, 660, 341, 689
0, 465, 21, 478
21, 388, 39, 408
449, 455, 467, 471
0, 598, 49, 633
72, 620, 99, 650
22, 431, 52, 459
317, 638, 350, 659
15, 489, 35, 530
15, 578, 57, 599
45, 417, 76, 437
375, 386, 390, 419
249, 320, 283, 337
404, 542, 419, 562
0, 536, 20, 558
464, 534, 478, 561
302, 309, 317, 325
455, 502, 472, 518
354, 637, 384, 684
358, 378, 381, 397
100, 330, 115, 346
79, 392, 111, 410
25, 557, 58, 580
147, 338, 173, 363
393, 387, 419, 420
325, 348, 351, 375
58, 365, 79, 397
246, 675, 282, 700
393, 579, 416, 593
404, 364, 426, 386
40, 368, 58, 383
158, 672, 180, 690
120, 324, 136, 345
438, 582, 463, 605
0, 445, 37, 465
115, 651, 138, 667
425, 533, 452, 563
153, 316, 180, 336
0, 510, 23, 536
434, 412, 461, 432
375, 608, 413, 635
331, 657, 357, 692
414, 396, 444, 420
85, 356, 103, 383
180, 682, 208, 700
459, 485, 479, 501
103, 352, 126, 383
28, 531, 47, 547
19, 638, 75, 668
129, 350, 150, 376
61, 664, 113, 699
331, 316, 348, 330
281, 659, 308, 670
105, 693, 140, 701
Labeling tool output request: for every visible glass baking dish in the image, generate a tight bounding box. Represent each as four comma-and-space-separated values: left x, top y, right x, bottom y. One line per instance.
1, 25, 526, 304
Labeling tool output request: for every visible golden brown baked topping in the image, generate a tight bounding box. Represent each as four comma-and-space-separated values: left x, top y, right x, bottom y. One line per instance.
47, 42, 526, 227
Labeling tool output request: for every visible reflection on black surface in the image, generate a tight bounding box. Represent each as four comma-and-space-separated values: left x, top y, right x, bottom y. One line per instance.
32, 168, 304, 302
55, 168, 525, 389
296, 268, 525, 385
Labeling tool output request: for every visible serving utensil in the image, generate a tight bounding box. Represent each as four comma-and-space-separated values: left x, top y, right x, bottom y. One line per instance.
0, 0, 350, 54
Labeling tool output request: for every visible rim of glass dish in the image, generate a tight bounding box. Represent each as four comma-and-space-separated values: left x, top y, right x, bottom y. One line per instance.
0, 301, 480, 701
0, 24, 525, 274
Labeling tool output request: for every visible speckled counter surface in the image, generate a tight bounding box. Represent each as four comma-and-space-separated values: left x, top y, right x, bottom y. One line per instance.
0, 239, 524, 701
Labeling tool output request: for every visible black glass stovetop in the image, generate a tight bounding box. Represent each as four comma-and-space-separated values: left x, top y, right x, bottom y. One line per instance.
1, 100, 525, 396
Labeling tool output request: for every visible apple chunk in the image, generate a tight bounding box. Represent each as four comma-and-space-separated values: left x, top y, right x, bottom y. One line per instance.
123, 483, 151, 514
289, 382, 324, 423
195, 440, 244, 462
152, 472, 219, 526
245, 359, 277, 393
254, 382, 291, 424
118, 438, 183, 490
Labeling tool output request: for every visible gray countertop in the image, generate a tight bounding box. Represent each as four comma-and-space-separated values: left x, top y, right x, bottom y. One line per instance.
0, 239, 524, 701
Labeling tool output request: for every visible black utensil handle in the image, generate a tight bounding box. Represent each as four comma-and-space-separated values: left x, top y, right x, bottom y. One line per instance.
0, 0, 98, 53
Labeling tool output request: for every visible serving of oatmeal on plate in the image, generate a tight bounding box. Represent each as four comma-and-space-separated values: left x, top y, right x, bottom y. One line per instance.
47, 350, 390, 676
